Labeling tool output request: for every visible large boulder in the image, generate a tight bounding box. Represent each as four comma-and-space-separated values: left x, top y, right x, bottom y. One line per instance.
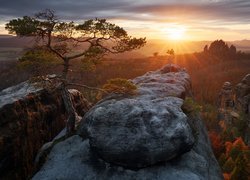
0, 81, 90, 180
33, 64, 223, 180
80, 64, 194, 168
84, 97, 194, 168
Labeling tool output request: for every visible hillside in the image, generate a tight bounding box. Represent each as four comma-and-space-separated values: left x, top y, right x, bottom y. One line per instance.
1, 35, 250, 59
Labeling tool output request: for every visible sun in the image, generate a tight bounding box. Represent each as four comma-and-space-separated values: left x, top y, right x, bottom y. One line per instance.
165, 26, 186, 41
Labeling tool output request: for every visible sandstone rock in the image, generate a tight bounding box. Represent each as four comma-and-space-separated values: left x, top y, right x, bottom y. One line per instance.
242, 74, 250, 86
33, 118, 222, 180
0, 81, 90, 179
235, 74, 250, 145
33, 64, 223, 180
83, 97, 194, 168
79, 64, 194, 168
217, 81, 236, 128
218, 81, 234, 110
236, 74, 250, 115
132, 64, 191, 99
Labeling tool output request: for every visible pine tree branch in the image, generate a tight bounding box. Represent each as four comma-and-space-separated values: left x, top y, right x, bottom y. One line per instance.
67, 82, 108, 94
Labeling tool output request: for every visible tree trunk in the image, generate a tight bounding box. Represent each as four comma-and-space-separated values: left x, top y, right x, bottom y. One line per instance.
60, 58, 77, 135
62, 58, 70, 79
60, 82, 77, 135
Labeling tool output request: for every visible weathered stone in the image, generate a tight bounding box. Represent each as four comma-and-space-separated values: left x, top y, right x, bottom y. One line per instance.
83, 97, 194, 168
33, 122, 222, 180
217, 75, 250, 145
33, 64, 223, 180
218, 81, 234, 109
132, 64, 191, 99
235, 74, 250, 145
0, 81, 90, 180
236, 74, 250, 115
78, 64, 194, 168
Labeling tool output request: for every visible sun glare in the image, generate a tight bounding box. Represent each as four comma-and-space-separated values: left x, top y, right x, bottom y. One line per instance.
165, 26, 186, 41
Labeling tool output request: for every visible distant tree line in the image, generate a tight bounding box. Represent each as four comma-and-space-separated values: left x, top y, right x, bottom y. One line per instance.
203, 40, 238, 60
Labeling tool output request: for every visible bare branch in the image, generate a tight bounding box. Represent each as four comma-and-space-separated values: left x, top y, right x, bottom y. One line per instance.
67, 82, 108, 94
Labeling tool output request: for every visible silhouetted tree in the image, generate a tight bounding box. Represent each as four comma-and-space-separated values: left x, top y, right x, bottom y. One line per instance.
6, 9, 146, 135
153, 52, 159, 57
166, 49, 175, 66
209, 40, 229, 57
166, 49, 175, 56
229, 45, 237, 59
206, 40, 238, 60
204, 45, 208, 53
229, 45, 237, 55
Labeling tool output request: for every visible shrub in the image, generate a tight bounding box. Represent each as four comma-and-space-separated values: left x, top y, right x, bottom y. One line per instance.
18, 48, 60, 76
97, 78, 137, 99
182, 97, 202, 115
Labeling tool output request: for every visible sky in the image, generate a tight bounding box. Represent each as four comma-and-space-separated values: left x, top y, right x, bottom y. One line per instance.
0, 0, 250, 41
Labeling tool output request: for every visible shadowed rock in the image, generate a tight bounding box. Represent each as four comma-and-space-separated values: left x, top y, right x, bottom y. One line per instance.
0, 81, 90, 180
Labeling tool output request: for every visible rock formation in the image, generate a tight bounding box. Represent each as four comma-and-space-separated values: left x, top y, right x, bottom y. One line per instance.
236, 74, 250, 117
217, 74, 250, 145
236, 74, 250, 145
217, 82, 236, 127
33, 64, 223, 180
0, 81, 90, 179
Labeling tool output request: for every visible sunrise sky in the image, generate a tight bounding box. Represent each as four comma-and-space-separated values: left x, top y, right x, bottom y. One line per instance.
0, 0, 250, 41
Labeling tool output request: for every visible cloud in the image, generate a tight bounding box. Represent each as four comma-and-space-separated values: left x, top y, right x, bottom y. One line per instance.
122, 0, 250, 23
0, 0, 134, 20
0, 0, 250, 40
0, 0, 249, 23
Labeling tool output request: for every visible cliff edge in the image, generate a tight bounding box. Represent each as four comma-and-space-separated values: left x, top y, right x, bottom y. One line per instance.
33, 64, 223, 180
0, 81, 90, 179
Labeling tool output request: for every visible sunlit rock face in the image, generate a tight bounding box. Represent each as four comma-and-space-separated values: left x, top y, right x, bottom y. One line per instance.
80, 64, 194, 168
132, 64, 191, 99
0, 82, 90, 180
33, 64, 223, 180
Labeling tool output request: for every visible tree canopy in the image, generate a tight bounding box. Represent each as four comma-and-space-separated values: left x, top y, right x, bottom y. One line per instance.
6, 9, 146, 78
5, 9, 146, 134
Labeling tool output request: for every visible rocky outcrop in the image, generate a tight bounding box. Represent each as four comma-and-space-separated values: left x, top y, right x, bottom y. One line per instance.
236, 74, 250, 117
80, 65, 194, 169
217, 82, 236, 128
33, 64, 223, 180
0, 82, 90, 180
217, 74, 250, 145
83, 97, 194, 169
218, 82, 234, 109
236, 74, 250, 145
